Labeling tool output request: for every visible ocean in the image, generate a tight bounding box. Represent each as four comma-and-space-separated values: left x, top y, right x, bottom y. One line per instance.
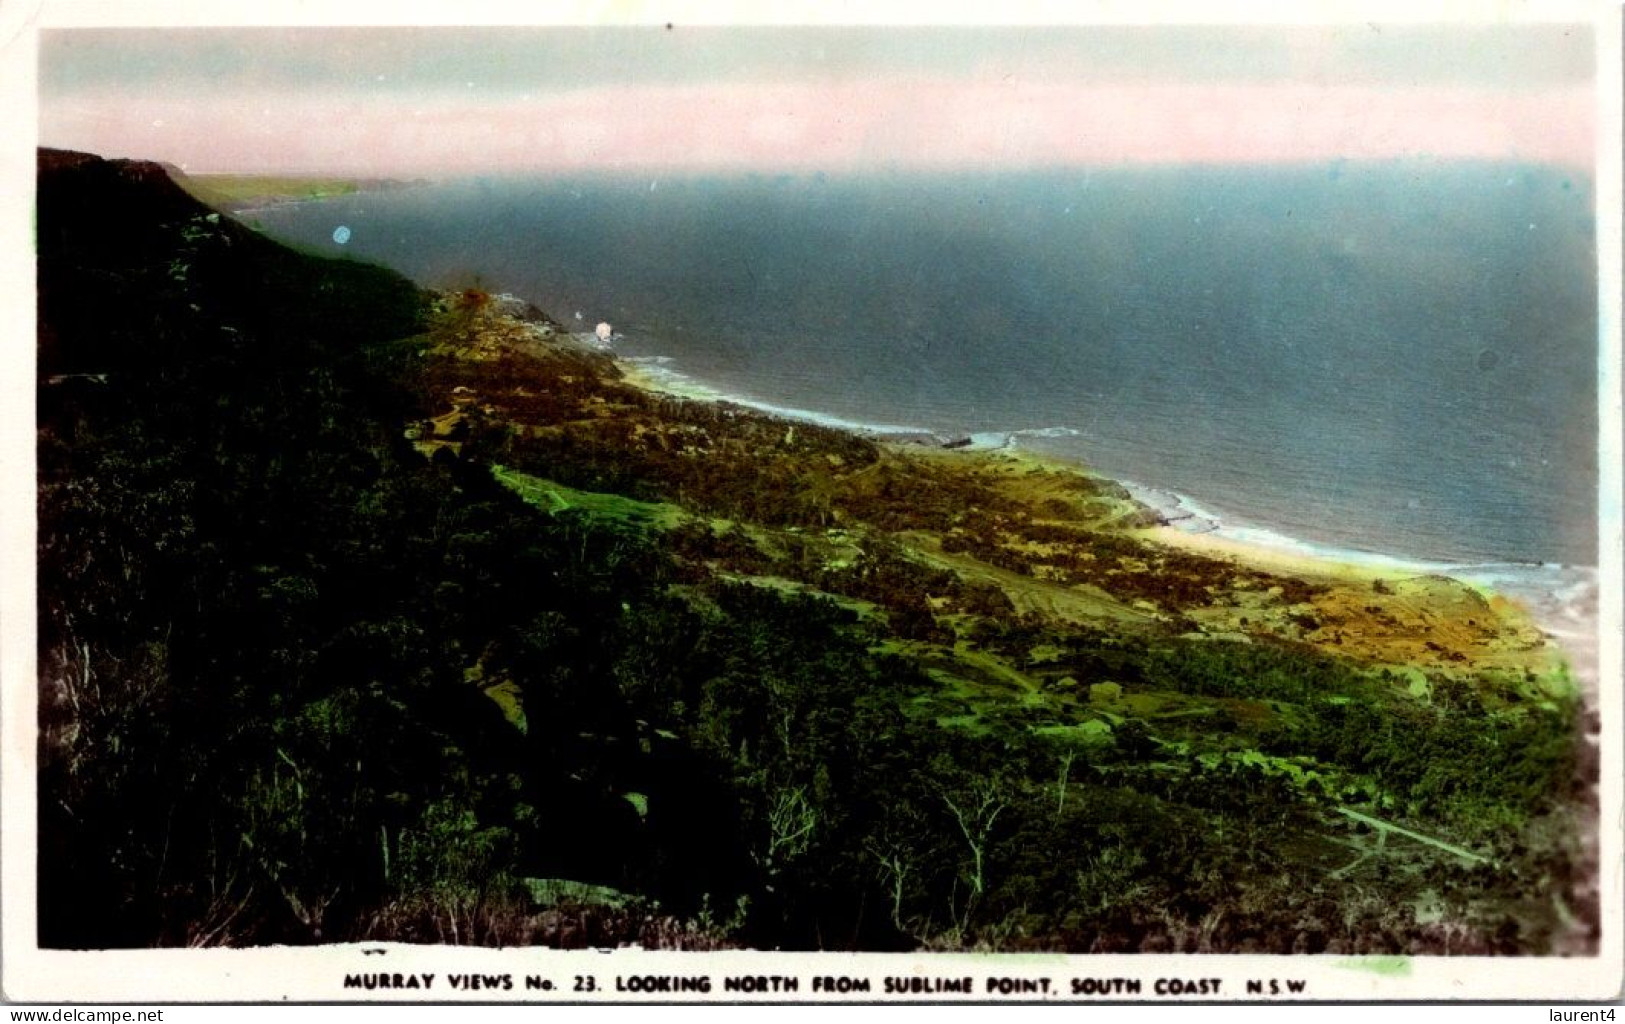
251, 163, 1599, 574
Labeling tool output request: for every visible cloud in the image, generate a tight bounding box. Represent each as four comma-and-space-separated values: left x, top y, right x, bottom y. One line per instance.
41, 77, 1596, 175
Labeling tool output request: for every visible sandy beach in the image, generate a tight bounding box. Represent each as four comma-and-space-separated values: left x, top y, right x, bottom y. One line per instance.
610, 335, 1599, 704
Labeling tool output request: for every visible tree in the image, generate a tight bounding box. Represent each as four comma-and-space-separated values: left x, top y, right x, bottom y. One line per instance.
757, 784, 817, 892
936, 775, 1007, 933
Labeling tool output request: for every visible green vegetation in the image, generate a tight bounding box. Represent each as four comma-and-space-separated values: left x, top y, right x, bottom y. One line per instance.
172, 171, 419, 211
492, 464, 688, 530
35, 149, 1595, 954
183, 173, 358, 203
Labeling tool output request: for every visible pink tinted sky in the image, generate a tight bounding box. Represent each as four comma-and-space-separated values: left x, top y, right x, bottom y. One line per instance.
42, 79, 1597, 176
38, 27, 1598, 176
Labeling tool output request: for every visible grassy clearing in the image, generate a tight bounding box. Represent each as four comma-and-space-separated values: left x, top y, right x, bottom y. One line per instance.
176, 174, 368, 207
492, 464, 687, 530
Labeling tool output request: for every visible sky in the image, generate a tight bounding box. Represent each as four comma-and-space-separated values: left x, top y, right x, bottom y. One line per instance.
37, 23, 1598, 176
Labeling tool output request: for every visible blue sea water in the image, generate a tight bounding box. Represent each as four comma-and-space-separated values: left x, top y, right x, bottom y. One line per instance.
252, 163, 1598, 570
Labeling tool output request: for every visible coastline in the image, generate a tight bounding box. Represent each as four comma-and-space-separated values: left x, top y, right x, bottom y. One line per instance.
1123, 480, 1600, 699
617, 354, 949, 440
610, 332, 1598, 697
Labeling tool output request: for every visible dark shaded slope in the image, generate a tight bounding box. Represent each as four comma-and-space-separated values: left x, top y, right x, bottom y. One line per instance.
37, 149, 444, 946
37, 148, 425, 378
39, 151, 549, 946
35, 149, 768, 949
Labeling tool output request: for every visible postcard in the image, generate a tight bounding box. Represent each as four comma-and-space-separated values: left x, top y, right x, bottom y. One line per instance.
4, 0, 1620, 1005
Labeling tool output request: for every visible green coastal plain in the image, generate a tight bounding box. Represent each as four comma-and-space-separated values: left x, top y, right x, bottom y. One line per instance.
36, 149, 1597, 953
173, 171, 422, 211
